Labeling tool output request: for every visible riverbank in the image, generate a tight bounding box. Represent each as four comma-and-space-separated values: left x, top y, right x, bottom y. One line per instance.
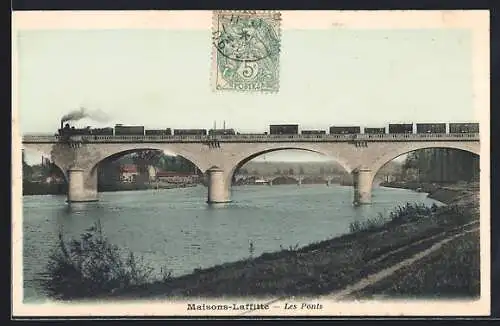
379, 181, 479, 205
43, 183, 480, 301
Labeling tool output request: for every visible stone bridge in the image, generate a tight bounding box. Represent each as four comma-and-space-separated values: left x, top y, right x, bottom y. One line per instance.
22, 133, 480, 205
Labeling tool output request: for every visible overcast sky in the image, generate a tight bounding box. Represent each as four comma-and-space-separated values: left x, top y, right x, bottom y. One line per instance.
17, 28, 474, 164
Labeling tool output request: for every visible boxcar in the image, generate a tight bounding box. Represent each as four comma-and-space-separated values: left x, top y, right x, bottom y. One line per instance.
449, 123, 479, 133
145, 128, 172, 136
416, 123, 446, 134
173, 129, 207, 136
301, 130, 326, 135
388, 124, 413, 134
364, 127, 386, 134
114, 125, 145, 135
208, 128, 236, 136
91, 127, 114, 136
269, 124, 299, 135
329, 126, 361, 134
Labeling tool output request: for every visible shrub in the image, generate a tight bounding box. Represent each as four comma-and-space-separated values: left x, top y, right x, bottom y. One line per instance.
389, 202, 433, 224
349, 213, 387, 233
41, 220, 168, 300
349, 202, 437, 234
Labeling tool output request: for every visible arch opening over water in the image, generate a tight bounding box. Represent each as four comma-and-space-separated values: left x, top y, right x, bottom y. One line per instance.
230, 148, 351, 187
22, 148, 68, 196
93, 148, 204, 193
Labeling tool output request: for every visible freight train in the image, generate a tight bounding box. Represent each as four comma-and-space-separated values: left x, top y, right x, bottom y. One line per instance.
57, 122, 479, 138
364, 127, 386, 134
449, 123, 479, 133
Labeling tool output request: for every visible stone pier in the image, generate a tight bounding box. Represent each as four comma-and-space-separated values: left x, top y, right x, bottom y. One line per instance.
352, 167, 372, 205
206, 166, 231, 204
67, 167, 98, 203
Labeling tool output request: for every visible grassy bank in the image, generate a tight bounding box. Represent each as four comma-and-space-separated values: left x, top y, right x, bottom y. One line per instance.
40, 184, 480, 301
379, 181, 479, 205
348, 230, 480, 299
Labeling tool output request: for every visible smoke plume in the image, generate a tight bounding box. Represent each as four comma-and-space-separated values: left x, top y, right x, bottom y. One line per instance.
60, 107, 110, 123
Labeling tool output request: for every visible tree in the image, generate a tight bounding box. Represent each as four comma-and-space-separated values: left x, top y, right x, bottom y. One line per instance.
299, 165, 305, 175
131, 150, 163, 185
288, 168, 294, 175
22, 150, 33, 180
402, 148, 479, 183
319, 167, 325, 175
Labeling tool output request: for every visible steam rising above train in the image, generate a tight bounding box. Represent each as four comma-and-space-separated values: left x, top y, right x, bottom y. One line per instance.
57, 122, 479, 137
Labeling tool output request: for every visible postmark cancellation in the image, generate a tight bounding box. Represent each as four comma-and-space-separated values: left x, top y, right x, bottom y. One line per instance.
211, 10, 281, 93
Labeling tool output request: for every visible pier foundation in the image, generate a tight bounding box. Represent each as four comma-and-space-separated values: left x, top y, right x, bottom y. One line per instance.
67, 167, 98, 203
352, 168, 372, 205
206, 166, 231, 204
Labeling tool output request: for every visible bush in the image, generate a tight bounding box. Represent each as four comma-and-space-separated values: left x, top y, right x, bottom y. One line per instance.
349, 202, 438, 234
349, 213, 387, 233
389, 202, 433, 224
41, 220, 170, 300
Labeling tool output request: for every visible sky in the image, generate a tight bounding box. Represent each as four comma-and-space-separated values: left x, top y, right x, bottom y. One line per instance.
17, 28, 475, 165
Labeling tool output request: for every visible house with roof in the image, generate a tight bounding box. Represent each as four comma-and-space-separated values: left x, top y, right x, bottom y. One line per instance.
120, 164, 139, 183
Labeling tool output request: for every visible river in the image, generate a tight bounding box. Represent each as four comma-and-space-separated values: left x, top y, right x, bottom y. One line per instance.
22, 184, 443, 302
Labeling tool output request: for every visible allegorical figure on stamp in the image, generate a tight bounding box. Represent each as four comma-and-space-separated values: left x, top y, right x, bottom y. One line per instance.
212, 11, 281, 92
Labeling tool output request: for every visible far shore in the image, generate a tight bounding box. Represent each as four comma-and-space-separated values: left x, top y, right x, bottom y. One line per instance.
22, 181, 199, 196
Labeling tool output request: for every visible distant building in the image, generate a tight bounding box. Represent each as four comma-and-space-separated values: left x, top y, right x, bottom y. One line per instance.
156, 171, 199, 184
120, 164, 139, 183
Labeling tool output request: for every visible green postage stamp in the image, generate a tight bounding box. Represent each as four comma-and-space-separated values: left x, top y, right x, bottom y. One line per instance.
211, 10, 281, 93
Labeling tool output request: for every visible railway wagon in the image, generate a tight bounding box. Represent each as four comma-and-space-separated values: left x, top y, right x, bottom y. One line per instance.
145, 128, 172, 136
364, 127, 386, 134
173, 129, 207, 136
329, 126, 361, 134
269, 124, 299, 135
449, 123, 479, 133
114, 124, 145, 135
91, 127, 114, 135
416, 123, 446, 134
301, 130, 326, 135
208, 128, 236, 136
388, 124, 413, 134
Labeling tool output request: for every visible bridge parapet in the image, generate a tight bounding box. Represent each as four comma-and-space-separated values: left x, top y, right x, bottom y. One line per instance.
22, 133, 480, 144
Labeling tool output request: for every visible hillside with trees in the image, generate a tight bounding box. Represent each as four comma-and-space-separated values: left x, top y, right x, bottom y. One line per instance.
401, 149, 479, 183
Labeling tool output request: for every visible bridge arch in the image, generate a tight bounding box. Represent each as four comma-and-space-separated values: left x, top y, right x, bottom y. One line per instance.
370, 143, 480, 188
227, 146, 352, 186
88, 145, 208, 175
21, 146, 68, 183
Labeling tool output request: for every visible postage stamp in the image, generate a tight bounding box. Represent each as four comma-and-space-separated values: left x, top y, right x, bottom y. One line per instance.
211, 10, 281, 93
12, 10, 491, 319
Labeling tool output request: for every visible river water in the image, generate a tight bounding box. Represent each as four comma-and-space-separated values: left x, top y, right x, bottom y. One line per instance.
22, 184, 443, 302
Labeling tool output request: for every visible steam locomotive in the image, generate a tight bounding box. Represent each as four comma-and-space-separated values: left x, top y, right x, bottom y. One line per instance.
57, 122, 479, 137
